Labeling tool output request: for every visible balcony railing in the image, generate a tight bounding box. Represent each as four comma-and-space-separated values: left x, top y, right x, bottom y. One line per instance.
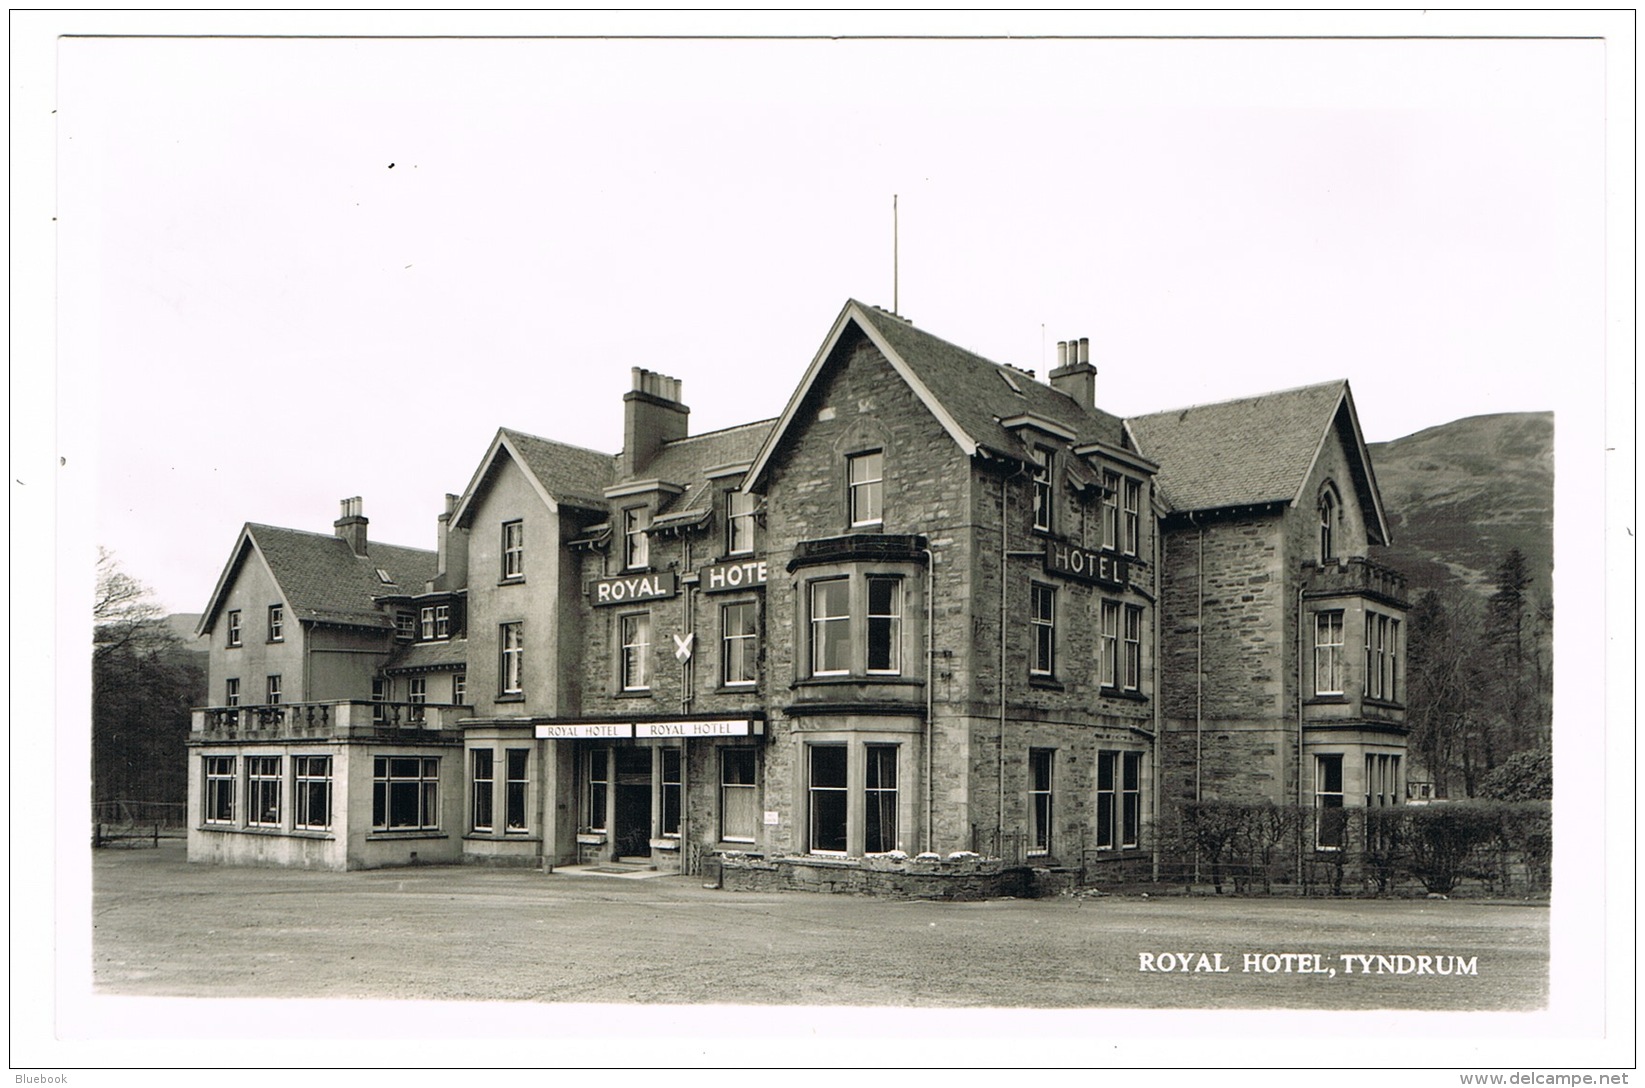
1302, 556, 1408, 606
191, 701, 470, 739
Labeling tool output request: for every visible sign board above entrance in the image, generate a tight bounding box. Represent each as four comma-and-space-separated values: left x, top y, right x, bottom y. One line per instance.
534, 719, 764, 740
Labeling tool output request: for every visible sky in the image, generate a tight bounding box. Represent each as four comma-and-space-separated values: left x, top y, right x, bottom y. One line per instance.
49, 26, 1614, 616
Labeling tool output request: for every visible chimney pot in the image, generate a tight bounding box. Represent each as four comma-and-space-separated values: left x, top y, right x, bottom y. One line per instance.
334, 496, 369, 556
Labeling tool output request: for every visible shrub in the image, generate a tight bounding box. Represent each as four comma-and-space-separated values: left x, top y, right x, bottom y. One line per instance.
1480, 749, 1553, 801
1404, 803, 1503, 894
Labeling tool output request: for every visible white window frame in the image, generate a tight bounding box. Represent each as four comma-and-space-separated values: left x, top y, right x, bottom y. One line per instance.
247, 755, 282, 828
420, 606, 435, 641
585, 748, 609, 832
808, 578, 852, 677
807, 744, 849, 855
265, 674, 282, 705
719, 748, 758, 843
371, 678, 387, 722
725, 490, 757, 556
502, 520, 524, 580
267, 604, 283, 642
226, 610, 242, 647
471, 748, 494, 832
1319, 488, 1337, 562
1030, 582, 1056, 678
658, 747, 682, 838
505, 748, 530, 832
1314, 753, 1345, 850
1029, 748, 1054, 856
623, 506, 650, 571
1123, 604, 1143, 692
1122, 478, 1142, 556
1030, 446, 1054, 534
225, 678, 240, 707
395, 611, 415, 640
294, 755, 332, 831
452, 672, 467, 706
1099, 600, 1121, 688
863, 744, 899, 855
500, 622, 523, 695
865, 576, 903, 676
620, 612, 651, 692
434, 604, 451, 640
204, 756, 236, 825
1102, 471, 1121, 549
407, 676, 427, 722
373, 756, 440, 832
847, 450, 884, 527
721, 600, 758, 687
1315, 611, 1345, 695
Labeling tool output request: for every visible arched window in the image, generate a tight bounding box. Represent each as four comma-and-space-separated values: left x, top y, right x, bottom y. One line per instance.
1318, 486, 1338, 562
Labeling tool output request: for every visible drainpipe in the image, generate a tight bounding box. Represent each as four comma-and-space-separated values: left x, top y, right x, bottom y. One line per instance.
1152, 508, 1163, 882
922, 543, 936, 855
1297, 583, 1307, 887
998, 471, 1008, 850
1189, 511, 1204, 886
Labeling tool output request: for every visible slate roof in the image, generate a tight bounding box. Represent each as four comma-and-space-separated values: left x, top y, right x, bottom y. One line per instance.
498, 429, 616, 513
202, 525, 438, 633
1123, 381, 1349, 514
852, 302, 1130, 456
642, 419, 776, 525
384, 637, 469, 673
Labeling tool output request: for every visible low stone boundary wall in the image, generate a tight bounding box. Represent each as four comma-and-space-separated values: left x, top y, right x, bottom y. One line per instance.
712, 851, 1038, 900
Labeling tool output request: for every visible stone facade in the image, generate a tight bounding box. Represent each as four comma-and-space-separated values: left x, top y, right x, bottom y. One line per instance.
186, 299, 1407, 887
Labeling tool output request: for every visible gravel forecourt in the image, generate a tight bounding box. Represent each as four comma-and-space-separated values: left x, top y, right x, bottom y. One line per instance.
92, 842, 1548, 1010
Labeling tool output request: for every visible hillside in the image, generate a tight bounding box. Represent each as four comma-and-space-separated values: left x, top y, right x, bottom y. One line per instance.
1368, 412, 1554, 601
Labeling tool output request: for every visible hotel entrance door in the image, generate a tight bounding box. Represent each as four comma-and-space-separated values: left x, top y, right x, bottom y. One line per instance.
612, 746, 653, 860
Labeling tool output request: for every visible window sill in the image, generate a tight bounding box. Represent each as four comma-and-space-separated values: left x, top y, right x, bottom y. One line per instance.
577, 833, 607, 845
366, 830, 447, 840
714, 683, 761, 695
497, 577, 526, 587
615, 689, 654, 699
1307, 694, 1350, 705
463, 833, 541, 844
1099, 688, 1149, 703
1364, 696, 1406, 711
196, 825, 336, 840
495, 693, 525, 704
1089, 847, 1147, 860
1029, 676, 1064, 691
649, 838, 681, 851
792, 675, 924, 688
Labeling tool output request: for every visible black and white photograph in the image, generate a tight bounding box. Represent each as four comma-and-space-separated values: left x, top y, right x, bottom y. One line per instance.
13, 9, 1634, 1080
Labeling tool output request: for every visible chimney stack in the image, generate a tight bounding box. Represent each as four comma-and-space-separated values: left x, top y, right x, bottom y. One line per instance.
434, 493, 468, 590
335, 496, 369, 556
621, 367, 689, 478
1049, 335, 1097, 408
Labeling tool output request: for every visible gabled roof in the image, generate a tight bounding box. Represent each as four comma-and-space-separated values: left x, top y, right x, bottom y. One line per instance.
642, 419, 776, 527
450, 428, 616, 527
1123, 380, 1391, 543
747, 300, 1127, 489
197, 524, 437, 636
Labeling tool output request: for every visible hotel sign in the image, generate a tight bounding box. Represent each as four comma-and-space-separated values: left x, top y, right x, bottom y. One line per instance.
535, 719, 763, 740
1045, 541, 1130, 589
535, 722, 634, 739
636, 719, 764, 738
699, 558, 769, 593
589, 570, 678, 606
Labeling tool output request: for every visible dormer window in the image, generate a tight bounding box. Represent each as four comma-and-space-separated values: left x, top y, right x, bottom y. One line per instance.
395, 612, 415, 640
847, 450, 883, 527
623, 506, 650, 570
726, 490, 757, 557
1030, 446, 1054, 534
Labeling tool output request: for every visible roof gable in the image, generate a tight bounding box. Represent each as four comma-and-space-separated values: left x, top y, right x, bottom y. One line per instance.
639, 419, 776, 527
1124, 381, 1390, 542
451, 428, 616, 528
747, 300, 1127, 489
198, 524, 437, 635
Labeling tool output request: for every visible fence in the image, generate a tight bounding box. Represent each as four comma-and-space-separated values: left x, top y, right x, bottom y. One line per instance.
92, 800, 188, 848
